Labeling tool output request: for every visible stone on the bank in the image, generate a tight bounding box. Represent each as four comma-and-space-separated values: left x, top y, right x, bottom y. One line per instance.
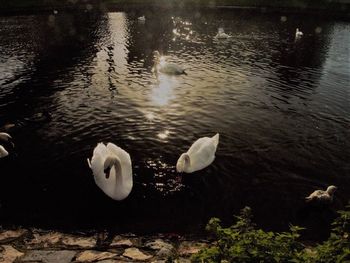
110, 237, 133, 247
20, 250, 76, 263
145, 239, 174, 258
25, 232, 63, 248
61, 235, 96, 248
145, 239, 173, 251
0, 229, 27, 243
75, 250, 116, 262
178, 241, 208, 256
0, 245, 24, 262
123, 247, 152, 261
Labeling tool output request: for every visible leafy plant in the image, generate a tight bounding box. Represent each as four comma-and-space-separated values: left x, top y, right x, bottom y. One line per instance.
192, 205, 350, 263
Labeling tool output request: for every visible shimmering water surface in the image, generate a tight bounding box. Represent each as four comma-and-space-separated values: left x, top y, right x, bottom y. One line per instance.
0, 10, 349, 235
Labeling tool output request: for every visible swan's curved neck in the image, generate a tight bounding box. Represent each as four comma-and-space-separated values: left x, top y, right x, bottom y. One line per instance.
184, 153, 191, 167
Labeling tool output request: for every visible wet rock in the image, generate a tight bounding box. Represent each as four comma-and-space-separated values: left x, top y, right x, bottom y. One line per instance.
75, 250, 116, 262
0, 245, 24, 262
25, 232, 63, 248
0, 229, 27, 243
145, 239, 173, 251
110, 237, 133, 247
123, 247, 152, 261
20, 250, 76, 263
97, 260, 126, 263
145, 239, 174, 258
178, 241, 208, 256
61, 235, 96, 248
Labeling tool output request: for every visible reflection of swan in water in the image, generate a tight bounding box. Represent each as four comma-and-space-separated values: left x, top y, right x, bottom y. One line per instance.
305, 185, 337, 203
295, 28, 303, 40
87, 142, 133, 201
176, 133, 219, 173
0, 133, 13, 158
215, 28, 231, 39
153, 51, 186, 75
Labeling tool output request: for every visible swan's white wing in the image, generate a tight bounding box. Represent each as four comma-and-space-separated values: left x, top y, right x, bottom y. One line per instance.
187, 137, 217, 172
187, 137, 211, 155
106, 143, 131, 166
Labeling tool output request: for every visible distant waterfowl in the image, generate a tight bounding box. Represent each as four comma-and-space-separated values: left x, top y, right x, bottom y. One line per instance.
0, 132, 13, 158
87, 142, 133, 201
53, 10, 58, 15
153, 51, 186, 75
176, 133, 219, 173
305, 185, 337, 203
215, 28, 231, 39
138, 16, 146, 22
295, 28, 303, 39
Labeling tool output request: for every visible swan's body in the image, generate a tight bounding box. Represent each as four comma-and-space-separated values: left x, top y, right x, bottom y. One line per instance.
0, 132, 12, 158
295, 28, 303, 39
0, 145, 8, 158
215, 28, 230, 39
305, 185, 337, 203
176, 133, 219, 173
138, 16, 146, 22
153, 51, 186, 75
87, 142, 133, 201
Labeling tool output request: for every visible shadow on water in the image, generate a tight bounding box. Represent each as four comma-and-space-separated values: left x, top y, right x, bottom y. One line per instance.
0, 9, 349, 239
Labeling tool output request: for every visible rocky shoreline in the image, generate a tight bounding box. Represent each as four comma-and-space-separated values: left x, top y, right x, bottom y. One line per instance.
0, 228, 210, 262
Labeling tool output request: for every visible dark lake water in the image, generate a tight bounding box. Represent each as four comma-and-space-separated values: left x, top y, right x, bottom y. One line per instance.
0, 9, 349, 237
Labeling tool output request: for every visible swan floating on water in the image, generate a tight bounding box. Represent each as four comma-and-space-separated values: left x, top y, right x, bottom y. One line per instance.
215, 28, 231, 39
87, 142, 133, 201
176, 133, 219, 173
153, 51, 186, 75
295, 28, 303, 39
0, 132, 12, 158
138, 16, 146, 22
305, 185, 337, 203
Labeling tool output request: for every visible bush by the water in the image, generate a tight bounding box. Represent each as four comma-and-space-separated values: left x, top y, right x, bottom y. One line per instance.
191, 205, 350, 263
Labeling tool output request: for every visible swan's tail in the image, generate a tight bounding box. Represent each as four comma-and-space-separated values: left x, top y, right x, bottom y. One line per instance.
212, 133, 219, 148
87, 158, 92, 169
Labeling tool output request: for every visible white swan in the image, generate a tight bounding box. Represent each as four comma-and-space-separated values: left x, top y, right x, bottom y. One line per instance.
0, 132, 12, 158
295, 28, 303, 39
87, 142, 133, 201
153, 51, 186, 75
305, 185, 337, 203
176, 133, 219, 173
138, 16, 146, 22
0, 145, 8, 158
215, 28, 231, 39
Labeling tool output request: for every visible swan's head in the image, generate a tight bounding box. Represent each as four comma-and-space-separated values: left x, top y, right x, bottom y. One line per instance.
176, 153, 191, 173
326, 185, 337, 195
218, 27, 224, 34
103, 155, 121, 178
